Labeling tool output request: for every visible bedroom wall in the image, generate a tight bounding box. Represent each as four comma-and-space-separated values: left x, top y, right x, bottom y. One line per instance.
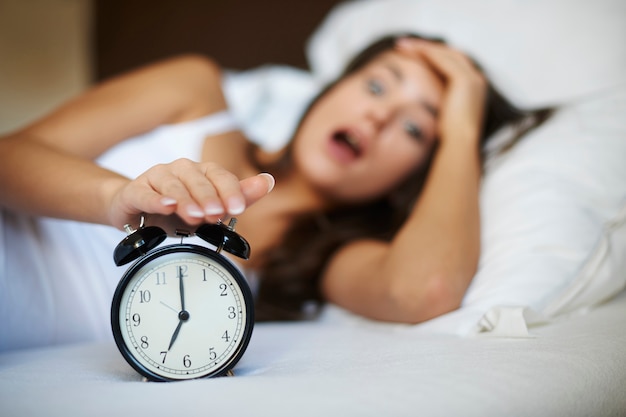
94, 0, 344, 80
0, 0, 343, 135
0, 0, 93, 134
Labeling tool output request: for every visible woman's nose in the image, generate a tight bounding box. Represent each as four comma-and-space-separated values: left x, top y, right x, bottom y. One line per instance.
367, 104, 393, 129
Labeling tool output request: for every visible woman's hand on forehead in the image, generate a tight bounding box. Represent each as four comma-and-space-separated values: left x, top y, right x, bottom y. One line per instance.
394, 37, 487, 144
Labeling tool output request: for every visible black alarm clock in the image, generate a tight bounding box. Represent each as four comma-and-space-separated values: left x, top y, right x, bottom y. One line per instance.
111, 216, 254, 382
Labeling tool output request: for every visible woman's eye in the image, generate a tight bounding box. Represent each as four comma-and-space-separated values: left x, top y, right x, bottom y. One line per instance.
404, 121, 424, 141
367, 79, 385, 96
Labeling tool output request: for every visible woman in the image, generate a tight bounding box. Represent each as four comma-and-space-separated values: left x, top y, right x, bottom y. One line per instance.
0, 35, 548, 349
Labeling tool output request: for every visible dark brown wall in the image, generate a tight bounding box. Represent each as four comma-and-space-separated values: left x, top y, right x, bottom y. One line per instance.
94, 0, 344, 80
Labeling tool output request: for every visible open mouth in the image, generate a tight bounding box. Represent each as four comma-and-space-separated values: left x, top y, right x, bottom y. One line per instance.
332, 130, 362, 158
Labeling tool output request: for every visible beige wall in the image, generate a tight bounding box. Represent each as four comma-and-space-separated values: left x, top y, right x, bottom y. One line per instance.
0, 0, 92, 134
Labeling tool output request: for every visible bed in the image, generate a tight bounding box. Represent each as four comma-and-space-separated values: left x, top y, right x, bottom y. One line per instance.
1, 290, 626, 416
2, 0, 626, 415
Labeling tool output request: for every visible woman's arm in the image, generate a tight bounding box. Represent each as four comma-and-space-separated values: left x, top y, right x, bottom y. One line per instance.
0, 54, 272, 229
321, 40, 486, 323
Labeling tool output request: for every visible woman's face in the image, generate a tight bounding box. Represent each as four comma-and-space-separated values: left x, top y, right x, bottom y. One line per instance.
293, 49, 444, 204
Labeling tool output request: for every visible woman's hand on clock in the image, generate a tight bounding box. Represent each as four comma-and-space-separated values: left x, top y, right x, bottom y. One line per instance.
107, 159, 275, 232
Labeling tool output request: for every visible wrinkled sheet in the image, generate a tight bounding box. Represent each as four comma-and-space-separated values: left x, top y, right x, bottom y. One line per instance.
1, 291, 625, 417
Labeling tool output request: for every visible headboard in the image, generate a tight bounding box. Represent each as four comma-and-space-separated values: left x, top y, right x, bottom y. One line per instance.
94, 0, 344, 80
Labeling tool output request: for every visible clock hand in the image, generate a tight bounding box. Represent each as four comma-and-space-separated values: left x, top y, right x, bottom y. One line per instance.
178, 266, 186, 311
168, 266, 190, 352
167, 309, 191, 351
160, 301, 178, 314
167, 319, 184, 351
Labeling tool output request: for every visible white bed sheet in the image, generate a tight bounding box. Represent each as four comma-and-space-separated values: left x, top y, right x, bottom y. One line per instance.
1, 290, 625, 417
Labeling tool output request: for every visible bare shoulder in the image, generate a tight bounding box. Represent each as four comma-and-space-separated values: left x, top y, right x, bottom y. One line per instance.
122, 54, 227, 122
148, 54, 222, 81
10, 53, 230, 159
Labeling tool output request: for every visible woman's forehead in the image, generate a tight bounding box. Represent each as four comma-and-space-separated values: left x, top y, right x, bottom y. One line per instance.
366, 50, 444, 106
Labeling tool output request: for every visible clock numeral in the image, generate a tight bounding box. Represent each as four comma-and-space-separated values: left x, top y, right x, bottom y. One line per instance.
219, 283, 228, 296
155, 272, 167, 285
160, 351, 167, 364
222, 331, 230, 343
183, 355, 192, 368
209, 347, 217, 360
139, 290, 151, 303
140, 336, 149, 349
203, 269, 207, 282
132, 313, 141, 326
227, 306, 236, 319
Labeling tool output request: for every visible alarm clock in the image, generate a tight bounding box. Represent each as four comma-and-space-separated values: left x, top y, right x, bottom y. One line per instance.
110, 216, 254, 382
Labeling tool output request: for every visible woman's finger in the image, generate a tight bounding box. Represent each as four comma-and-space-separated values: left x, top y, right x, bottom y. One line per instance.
395, 38, 481, 82
240, 173, 275, 206
108, 177, 178, 230
122, 159, 216, 225
198, 162, 246, 216
193, 165, 274, 216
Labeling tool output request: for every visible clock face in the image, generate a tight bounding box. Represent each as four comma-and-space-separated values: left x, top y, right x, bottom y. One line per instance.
111, 245, 254, 381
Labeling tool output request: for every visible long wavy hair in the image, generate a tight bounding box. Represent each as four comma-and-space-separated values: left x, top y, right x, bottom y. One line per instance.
248, 34, 552, 321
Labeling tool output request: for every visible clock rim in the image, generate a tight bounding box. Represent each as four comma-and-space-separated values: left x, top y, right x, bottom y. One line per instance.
110, 243, 255, 382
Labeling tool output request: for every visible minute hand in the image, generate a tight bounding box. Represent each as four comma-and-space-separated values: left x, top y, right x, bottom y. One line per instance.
178, 266, 186, 311
168, 266, 188, 352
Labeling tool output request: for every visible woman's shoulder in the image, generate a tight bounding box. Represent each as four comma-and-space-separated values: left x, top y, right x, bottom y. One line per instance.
151, 53, 223, 80
116, 53, 228, 125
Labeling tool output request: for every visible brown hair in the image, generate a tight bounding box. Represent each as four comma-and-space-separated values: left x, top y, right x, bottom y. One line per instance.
250, 34, 552, 321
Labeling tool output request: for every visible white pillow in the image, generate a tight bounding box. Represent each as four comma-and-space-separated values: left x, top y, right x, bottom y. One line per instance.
306, 0, 626, 108
223, 0, 626, 336
223, 66, 319, 151
467, 87, 626, 335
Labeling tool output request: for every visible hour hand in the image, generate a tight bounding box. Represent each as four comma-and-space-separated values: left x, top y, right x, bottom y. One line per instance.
167, 309, 190, 351
167, 320, 183, 351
